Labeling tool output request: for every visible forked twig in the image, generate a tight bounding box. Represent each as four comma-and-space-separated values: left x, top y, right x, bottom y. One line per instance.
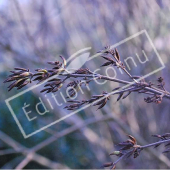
103, 133, 170, 169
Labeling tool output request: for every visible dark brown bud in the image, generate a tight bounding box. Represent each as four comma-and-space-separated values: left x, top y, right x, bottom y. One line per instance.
102, 162, 113, 168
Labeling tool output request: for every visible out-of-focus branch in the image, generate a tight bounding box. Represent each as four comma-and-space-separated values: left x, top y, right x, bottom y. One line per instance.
0, 41, 39, 65
0, 131, 69, 169
13, 0, 43, 57
15, 154, 32, 169
30, 114, 114, 153
0, 115, 113, 169
0, 148, 22, 156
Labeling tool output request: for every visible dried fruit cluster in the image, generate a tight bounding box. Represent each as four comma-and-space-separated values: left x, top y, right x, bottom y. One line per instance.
4, 46, 170, 169
4, 46, 170, 110
103, 133, 170, 169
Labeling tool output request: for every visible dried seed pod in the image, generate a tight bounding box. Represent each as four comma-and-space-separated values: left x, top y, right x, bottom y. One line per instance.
47, 78, 61, 82
126, 151, 134, 158
93, 99, 106, 106
14, 67, 28, 71
60, 55, 67, 68
74, 68, 91, 74
157, 77, 164, 83
134, 149, 140, 158
19, 72, 31, 77
154, 144, 161, 148
162, 133, 170, 139
96, 99, 108, 110
128, 135, 137, 145
67, 100, 80, 103
47, 61, 60, 65
117, 92, 124, 101
36, 69, 48, 73
115, 48, 120, 61
112, 87, 121, 91
165, 142, 170, 147
100, 61, 112, 67
102, 162, 113, 168
17, 79, 31, 89
163, 148, 170, 153
4, 77, 15, 83
101, 56, 114, 62
8, 80, 19, 91
122, 91, 131, 99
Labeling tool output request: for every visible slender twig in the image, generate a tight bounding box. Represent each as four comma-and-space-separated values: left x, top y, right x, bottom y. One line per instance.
60, 73, 170, 99
141, 138, 170, 149
15, 153, 33, 170
0, 148, 22, 156
110, 150, 132, 169
106, 134, 170, 169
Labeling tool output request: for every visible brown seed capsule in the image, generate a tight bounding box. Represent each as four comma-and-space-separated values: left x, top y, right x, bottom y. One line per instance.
60, 55, 67, 68
20, 72, 30, 77
103, 162, 113, 168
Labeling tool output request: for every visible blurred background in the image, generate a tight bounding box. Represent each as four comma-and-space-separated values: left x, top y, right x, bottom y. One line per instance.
1, 0, 170, 169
